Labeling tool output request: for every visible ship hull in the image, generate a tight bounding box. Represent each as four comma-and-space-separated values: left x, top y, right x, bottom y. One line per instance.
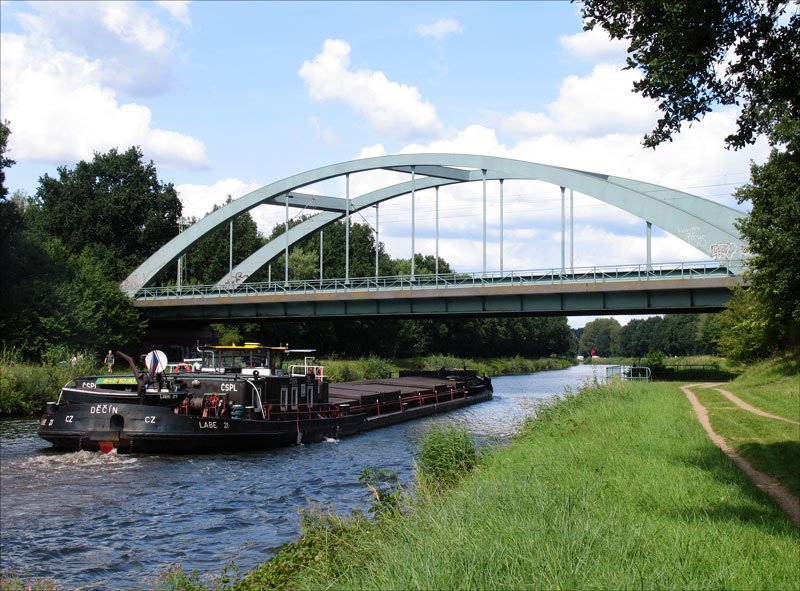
38, 382, 492, 454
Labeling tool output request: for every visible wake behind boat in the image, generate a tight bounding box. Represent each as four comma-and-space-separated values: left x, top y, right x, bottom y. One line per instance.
38, 344, 492, 454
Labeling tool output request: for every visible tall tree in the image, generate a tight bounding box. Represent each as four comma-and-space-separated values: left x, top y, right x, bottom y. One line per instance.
660, 314, 703, 356
0, 121, 20, 303
0, 208, 146, 359
0, 121, 44, 356
714, 287, 773, 361
0, 120, 13, 201
34, 146, 182, 280
256, 218, 398, 282
734, 150, 800, 350
0, 120, 19, 304
581, 0, 800, 355
393, 253, 453, 276
696, 312, 725, 355
183, 196, 265, 285
0, 223, 69, 359
581, 0, 799, 150
60, 249, 146, 353
615, 317, 655, 357
578, 318, 622, 357
0, 140, 173, 359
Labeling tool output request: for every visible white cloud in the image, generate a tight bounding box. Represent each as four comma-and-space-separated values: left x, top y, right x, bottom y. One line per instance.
156, 0, 192, 26
299, 39, 445, 140
177, 178, 263, 221
560, 27, 628, 62
357, 144, 389, 159
495, 64, 660, 138
0, 6, 207, 171
346, 145, 410, 214
0, 2, 208, 169
353, 104, 765, 274
415, 19, 463, 40
100, 2, 168, 53
11, 1, 184, 95
403, 124, 506, 156
146, 129, 207, 169
177, 178, 323, 238
327, 46, 764, 276
508, 109, 764, 208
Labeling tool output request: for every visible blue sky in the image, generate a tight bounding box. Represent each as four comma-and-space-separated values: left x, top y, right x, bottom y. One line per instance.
1, 1, 768, 328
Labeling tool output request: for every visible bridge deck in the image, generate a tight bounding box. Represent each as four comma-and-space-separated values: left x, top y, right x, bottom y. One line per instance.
130, 262, 743, 321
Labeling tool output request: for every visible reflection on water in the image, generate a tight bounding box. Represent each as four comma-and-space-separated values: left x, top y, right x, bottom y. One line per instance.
0, 364, 604, 590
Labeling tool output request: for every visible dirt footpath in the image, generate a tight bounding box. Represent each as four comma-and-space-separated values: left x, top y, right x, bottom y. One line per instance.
681, 383, 800, 529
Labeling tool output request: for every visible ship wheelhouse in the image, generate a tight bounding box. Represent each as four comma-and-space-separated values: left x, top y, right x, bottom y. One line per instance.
199, 342, 288, 376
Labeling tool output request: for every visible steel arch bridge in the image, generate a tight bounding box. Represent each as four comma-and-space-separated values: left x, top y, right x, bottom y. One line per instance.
124, 154, 746, 320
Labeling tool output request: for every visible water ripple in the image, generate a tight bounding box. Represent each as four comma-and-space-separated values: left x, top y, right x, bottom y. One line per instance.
0, 365, 604, 590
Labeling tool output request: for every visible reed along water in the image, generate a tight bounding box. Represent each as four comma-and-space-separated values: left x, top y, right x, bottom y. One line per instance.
0, 364, 606, 590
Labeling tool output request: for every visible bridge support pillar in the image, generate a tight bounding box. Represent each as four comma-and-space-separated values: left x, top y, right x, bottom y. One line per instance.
375, 203, 379, 281
284, 194, 289, 286
483, 169, 487, 277
560, 186, 566, 273
435, 186, 439, 277
411, 167, 416, 280
500, 179, 504, 273
647, 221, 652, 270
570, 188, 574, 273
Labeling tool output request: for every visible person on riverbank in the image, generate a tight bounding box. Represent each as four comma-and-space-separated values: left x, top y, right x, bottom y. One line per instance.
104, 350, 115, 373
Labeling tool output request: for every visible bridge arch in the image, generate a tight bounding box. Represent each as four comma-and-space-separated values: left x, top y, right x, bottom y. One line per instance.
123, 154, 745, 292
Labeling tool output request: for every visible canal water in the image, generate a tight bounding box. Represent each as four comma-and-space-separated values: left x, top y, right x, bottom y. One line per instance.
0, 364, 605, 590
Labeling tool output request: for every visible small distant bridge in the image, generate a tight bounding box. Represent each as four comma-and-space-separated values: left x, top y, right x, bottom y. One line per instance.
123, 154, 746, 322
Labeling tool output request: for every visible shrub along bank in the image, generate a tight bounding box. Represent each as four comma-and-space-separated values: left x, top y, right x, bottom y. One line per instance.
0, 350, 99, 416
231, 366, 798, 591
320, 354, 573, 383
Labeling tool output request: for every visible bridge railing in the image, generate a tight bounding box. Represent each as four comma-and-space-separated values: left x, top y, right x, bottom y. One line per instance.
127, 260, 744, 300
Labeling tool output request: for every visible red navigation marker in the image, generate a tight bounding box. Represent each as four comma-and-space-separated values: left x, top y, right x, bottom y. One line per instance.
98, 441, 115, 454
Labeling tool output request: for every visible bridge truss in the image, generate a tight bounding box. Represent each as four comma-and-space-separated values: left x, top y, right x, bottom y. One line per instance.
123, 154, 746, 317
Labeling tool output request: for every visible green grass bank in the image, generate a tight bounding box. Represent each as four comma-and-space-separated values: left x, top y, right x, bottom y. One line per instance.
689, 355, 799, 497
320, 354, 573, 383
592, 354, 739, 381
236, 366, 799, 591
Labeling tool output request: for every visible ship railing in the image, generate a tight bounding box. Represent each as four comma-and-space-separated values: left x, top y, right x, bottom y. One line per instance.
56, 379, 75, 405
263, 403, 342, 421
243, 378, 267, 419
288, 357, 325, 381
258, 384, 474, 422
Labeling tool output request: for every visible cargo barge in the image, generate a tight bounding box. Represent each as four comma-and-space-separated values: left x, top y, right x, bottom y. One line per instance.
37, 345, 492, 454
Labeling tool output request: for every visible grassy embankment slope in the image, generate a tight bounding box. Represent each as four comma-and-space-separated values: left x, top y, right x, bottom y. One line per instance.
241, 357, 799, 591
